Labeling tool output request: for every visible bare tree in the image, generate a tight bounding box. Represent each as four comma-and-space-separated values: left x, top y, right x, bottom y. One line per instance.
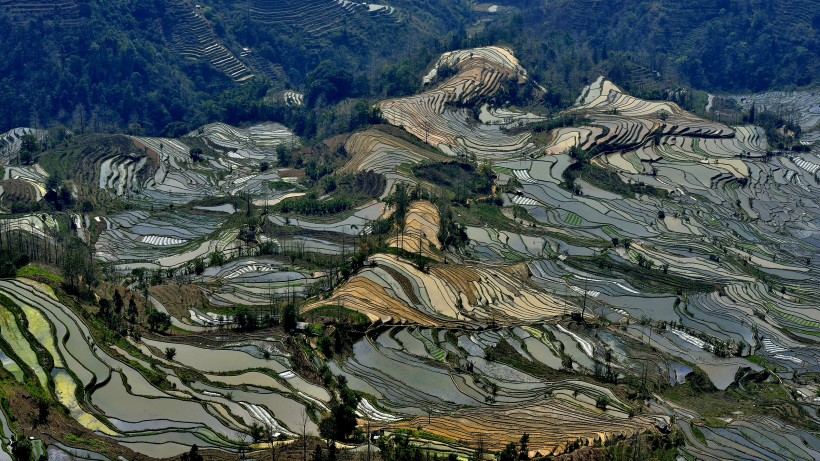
471, 433, 486, 461
302, 408, 309, 461
265, 424, 278, 461
365, 415, 371, 461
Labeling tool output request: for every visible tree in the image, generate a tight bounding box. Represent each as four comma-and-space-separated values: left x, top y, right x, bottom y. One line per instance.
193, 258, 206, 275
113, 290, 124, 314
11, 436, 33, 461
283, 304, 298, 332
265, 424, 279, 461
596, 395, 609, 411
518, 433, 529, 460
277, 145, 290, 167
235, 307, 258, 332
313, 444, 325, 461
319, 416, 335, 443
34, 396, 50, 425
498, 442, 517, 461
471, 434, 486, 461
324, 375, 361, 441
189, 147, 204, 162
127, 297, 138, 324
19, 134, 39, 165
165, 347, 176, 361
98, 298, 112, 321
147, 309, 171, 332
302, 409, 309, 461
250, 422, 265, 443
209, 251, 226, 267
181, 444, 204, 461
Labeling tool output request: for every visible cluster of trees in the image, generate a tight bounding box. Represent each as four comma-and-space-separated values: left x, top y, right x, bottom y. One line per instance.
458, 0, 818, 110
97, 290, 140, 334
18, 134, 40, 165
232, 303, 299, 333
276, 193, 353, 216
319, 375, 360, 442
377, 434, 459, 461
0, 4, 229, 136
44, 175, 75, 211
562, 146, 665, 199
497, 433, 530, 461
593, 348, 619, 385
389, 180, 471, 253
10, 435, 42, 461
411, 161, 495, 205
146, 309, 171, 332
0, 0, 468, 138
437, 203, 469, 251
0, 224, 55, 277
0, 0, 814, 145
321, 170, 386, 198
305, 61, 357, 107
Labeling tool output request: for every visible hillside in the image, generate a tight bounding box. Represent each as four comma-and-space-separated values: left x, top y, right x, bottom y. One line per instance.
460, 0, 819, 108
0, 43, 819, 460
0, 0, 474, 136
1, 0, 817, 138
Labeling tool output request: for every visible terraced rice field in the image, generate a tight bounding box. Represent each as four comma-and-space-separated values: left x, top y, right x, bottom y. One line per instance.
192, 122, 299, 160
95, 210, 235, 270
341, 129, 448, 196
168, 1, 254, 83
198, 257, 322, 307
563, 212, 583, 226
375, 55, 820, 394
331, 327, 668, 456
0, 0, 80, 26
387, 201, 443, 260
380, 47, 541, 160
86, 122, 297, 206
247, 0, 397, 36
306, 252, 567, 325
0, 127, 46, 163
0, 213, 58, 240
0, 279, 326, 457
730, 91, 820, 142
3, 44, 819, 460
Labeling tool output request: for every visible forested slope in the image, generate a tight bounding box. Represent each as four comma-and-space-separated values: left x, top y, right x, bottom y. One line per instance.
0, 0, 815, 137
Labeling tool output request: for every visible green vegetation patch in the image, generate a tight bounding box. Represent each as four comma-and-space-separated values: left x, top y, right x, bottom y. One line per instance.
564, 159, 667, 199
411, 161, 494, 203
564, 212, 583, 226
274, 193, 354, 216
17, 265, 64, 284
304, 305, 370, 326
393, 428, 456, 445
690, 425, 707, 445
566, 254, 715, 295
